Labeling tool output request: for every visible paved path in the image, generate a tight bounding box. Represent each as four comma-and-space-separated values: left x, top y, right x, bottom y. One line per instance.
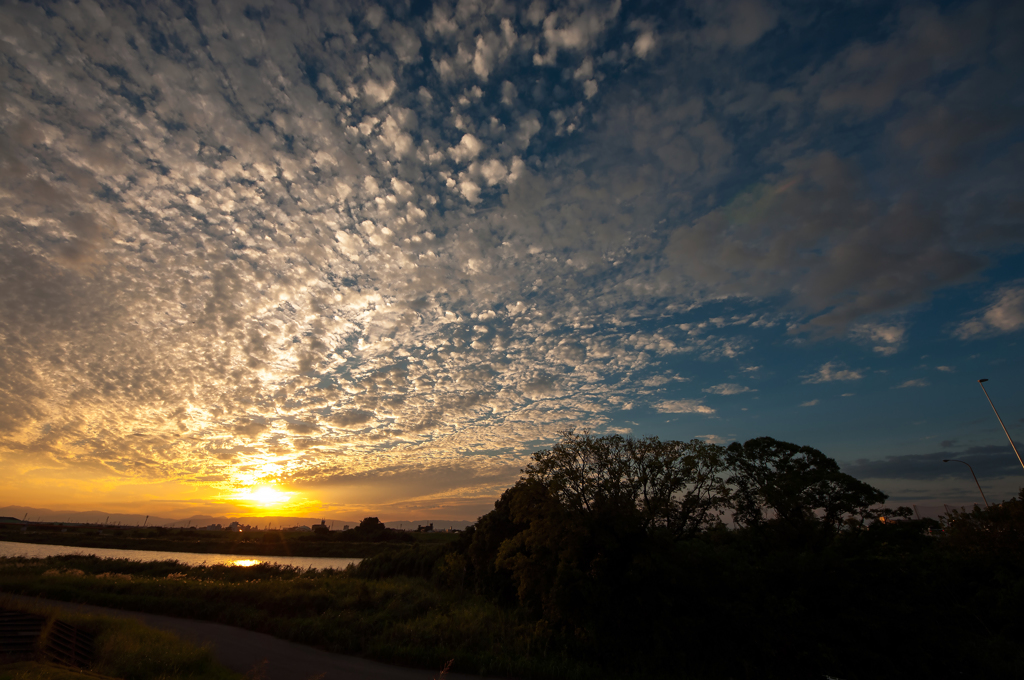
0, 593, 507, 680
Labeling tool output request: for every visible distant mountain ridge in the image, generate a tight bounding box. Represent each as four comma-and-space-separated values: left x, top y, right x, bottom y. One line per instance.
0, 506, 476, 531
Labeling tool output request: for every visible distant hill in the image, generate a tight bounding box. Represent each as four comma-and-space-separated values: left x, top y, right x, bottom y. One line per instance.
0, 506, 476, 531
0, 506, 182, 527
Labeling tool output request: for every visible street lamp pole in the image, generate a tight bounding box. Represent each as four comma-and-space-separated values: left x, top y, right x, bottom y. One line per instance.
942, 459, 990, 509
977, 379, 1024, 472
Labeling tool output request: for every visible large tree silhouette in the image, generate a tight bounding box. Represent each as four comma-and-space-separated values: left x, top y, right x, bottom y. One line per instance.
725, 437, 886, 529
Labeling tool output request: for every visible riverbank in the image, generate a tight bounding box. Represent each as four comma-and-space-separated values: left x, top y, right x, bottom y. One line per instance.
0, 540, 363, 571
0, 528, 456, 559
0, 554, 599, 680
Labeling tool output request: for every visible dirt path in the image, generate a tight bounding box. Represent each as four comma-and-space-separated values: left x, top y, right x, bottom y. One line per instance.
1, 593, 507, 680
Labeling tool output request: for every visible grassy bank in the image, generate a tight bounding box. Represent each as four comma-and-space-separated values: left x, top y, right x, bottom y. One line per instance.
0, 527, 456, 558
0, 555, 599, 680
0, 593, 241, 680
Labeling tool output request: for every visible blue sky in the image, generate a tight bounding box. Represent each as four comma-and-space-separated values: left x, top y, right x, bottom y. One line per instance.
0, 0, 1021, 519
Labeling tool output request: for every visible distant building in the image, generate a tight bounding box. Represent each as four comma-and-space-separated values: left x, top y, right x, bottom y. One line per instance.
312, 519, 330, 534
199, 524, 222, 530
416, 523, 434, 533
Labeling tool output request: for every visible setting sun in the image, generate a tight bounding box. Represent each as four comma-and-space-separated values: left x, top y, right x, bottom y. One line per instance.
236, 486, 293, 508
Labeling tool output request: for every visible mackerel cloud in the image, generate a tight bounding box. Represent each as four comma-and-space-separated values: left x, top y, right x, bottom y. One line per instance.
0, 0, 1021, 495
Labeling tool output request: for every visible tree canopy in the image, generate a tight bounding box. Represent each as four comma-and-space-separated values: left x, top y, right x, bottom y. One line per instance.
724, 436, 888, 529
522, 429, 731, 537
465, 430, 889, 627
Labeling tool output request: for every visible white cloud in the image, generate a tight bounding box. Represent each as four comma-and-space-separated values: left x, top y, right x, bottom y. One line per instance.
380, 116, 415, 157
327, 410, 375, 429
450, 134, 484, 162
640, 374, 687, 387
800, 362, 864, 384
538, 1, 622, 55
702, 383, 754, 395
501, 81, 518, 106
633, 32, 656, 58
479, 159, 508, 186
515, 112, 542, 149
363, 79, 396, 104
936, 366, 954, 373
652, 399, 715, 414
391, 178, 414, 198
800, 399, 819, 407
459, 180, 482, 204
893, 379, 930, 389
472, 34, 497, 80
849, 322, 905, 356
954, 285, 1024, 339
695, 434, 728, 444
523, 377, 561, 400
335, 231, 365, 261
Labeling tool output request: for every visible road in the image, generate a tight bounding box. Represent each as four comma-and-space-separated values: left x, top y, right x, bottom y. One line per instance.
0, 593, 507, 680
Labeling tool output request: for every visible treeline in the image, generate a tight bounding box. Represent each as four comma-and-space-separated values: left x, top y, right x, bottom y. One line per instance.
358, 430, 1024, 680
0, 515, 414, 558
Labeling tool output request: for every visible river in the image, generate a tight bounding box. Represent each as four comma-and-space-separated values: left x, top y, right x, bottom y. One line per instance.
0, 540, 361, 570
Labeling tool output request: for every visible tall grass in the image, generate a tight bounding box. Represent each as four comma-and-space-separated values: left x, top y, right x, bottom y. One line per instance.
0, 661, 113, 679
0, 556, 616, 680
0, 593, 240, 680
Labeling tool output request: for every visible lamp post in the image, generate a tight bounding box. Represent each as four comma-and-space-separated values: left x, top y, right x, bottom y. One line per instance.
942, 459, 990, 509
977, 379, 1024, 472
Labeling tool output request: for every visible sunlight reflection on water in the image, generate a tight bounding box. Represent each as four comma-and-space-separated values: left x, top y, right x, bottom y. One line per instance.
0, 541, 361, 571
230, 559, 262, 567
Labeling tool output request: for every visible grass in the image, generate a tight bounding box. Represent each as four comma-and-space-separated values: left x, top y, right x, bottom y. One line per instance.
0, 661, 119, 680
0, 660, 119, 679
0, 594, 241, 680
0, 555, 605, 680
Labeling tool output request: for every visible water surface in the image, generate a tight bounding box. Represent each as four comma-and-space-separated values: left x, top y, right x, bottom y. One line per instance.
0, 540, 361, 570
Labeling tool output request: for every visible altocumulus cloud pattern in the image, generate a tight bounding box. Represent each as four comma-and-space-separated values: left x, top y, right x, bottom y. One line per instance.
1, 0, 1022, 508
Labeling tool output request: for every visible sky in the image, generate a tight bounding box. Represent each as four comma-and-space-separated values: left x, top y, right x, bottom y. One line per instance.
1, 0, 1022, 522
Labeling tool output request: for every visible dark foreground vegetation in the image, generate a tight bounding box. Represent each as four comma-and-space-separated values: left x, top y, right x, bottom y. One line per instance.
1, 431, 1022, 680
0, 595, 240, 679
0, 556, 549, 678
0, 516, 418, 558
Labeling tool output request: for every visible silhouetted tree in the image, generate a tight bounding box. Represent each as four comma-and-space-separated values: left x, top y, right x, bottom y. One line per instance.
465, 478, 541, 603
342, 516, 413, 543
522, 429, 731, 536
944, 488, 1024, 556
725, 437, 886, 530
468, 430, 734, 627
423, 431, 1024, 679
358, 516, 385, 531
